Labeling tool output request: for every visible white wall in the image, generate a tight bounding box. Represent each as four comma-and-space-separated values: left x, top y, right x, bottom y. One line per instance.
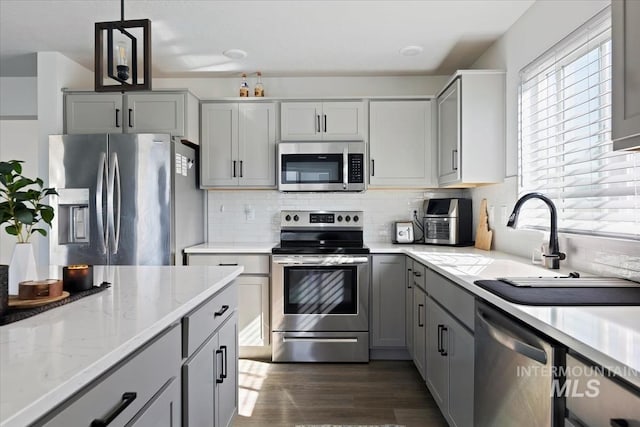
0, 120, 40, 265
207, 189, 467, 244
469, 0, 639, 279
153, 75, 449, 99
0, 77, 37, 118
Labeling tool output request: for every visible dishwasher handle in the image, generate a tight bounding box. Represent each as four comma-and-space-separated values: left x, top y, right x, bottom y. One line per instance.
476, 307, 547, 365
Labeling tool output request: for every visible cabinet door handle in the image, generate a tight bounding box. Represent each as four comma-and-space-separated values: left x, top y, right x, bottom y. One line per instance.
115, 109, 120, 128
218, 263, 238, 266
452, 149, 458, 171
610, 420, 629, 427
90, 392, 137, 426
215, 349, 224, 384
439, 325, 448, 356
128, 108, 133, 128
239, 160, 243, 178
407, 268, 412, 288
316, 114, 321, 133
371, 159, 375, 176
220, 345, 228, 379
323, 114, 327, 132
232, 160, 237, 178
214, 305, 229, 317
418, 304, 424, 327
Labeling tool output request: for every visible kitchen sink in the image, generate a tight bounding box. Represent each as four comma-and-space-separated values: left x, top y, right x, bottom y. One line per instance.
497, 276, 640, 288
474, 276, 640, 306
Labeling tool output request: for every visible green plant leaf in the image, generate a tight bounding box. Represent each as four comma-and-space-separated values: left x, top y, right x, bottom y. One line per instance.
15, 209, 34, 225
5, 225, 18, 235
44, 188, 58, 196
41, 207, 54, 223
33, 228, 47, 237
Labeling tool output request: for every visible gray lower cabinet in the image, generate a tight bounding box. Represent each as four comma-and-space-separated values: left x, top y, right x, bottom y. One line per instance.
423, 265, 474, 427
183, 313, 238, 427
37, 325, 182, 426
370, 255, 406, 348
186, 254, 271, 354
405, 259, 414, 358
412, 284, 427, 380
182, 282, 239, 427
128, 376, 181, 427
426, 298, 474, 427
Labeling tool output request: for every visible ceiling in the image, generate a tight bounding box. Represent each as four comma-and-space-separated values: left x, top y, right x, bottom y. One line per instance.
0, 0, 534, 77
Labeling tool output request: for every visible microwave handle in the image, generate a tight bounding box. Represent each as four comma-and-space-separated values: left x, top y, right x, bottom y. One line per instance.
343, 148, 348, 189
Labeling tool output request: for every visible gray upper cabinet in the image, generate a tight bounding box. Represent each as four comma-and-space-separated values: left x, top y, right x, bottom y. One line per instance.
201, 102, 276, 188
64, 93, 123, 134
436, 71, 505, 187
369, 100, 435, 187
64, 91, 199, 143
612, 0, 640, 151
370, 255, 406, 348
125, 93, 185, 136
280, 101, 365, 141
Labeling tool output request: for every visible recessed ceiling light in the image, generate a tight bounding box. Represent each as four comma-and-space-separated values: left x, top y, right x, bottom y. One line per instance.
223, 49, 248, 60
399, 45, 423, 56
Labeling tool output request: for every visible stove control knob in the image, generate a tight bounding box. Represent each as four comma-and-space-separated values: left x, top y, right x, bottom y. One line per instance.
285, 215, 292, 222
345, 215, 351, 222
337, 215, 343, 222
353, 215, 359, 222
293, 215, 299, 222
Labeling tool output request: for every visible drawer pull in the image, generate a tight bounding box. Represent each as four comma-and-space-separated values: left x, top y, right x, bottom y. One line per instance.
610, 420, 629, 427
215, 349, 224, 384
214, 305, 229, 317
218, 263, 238, 266
91, 392, 137, 426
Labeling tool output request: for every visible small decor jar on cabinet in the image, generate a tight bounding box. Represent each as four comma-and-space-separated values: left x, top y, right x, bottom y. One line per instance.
0, 160, 57, 294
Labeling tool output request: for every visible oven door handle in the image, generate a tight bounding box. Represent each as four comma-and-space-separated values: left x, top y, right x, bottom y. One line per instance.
343, 147, 349, 190
272, 256, 369, 265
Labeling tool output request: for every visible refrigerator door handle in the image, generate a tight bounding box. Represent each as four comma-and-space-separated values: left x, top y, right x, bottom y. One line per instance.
96, 152, 108, 254
107, 152, 122, 254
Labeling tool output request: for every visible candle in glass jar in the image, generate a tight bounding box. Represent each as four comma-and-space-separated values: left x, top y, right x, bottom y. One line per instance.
63, 265, 93, 292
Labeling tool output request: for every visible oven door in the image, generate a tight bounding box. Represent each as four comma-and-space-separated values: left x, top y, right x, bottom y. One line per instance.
272, 255, 370, 332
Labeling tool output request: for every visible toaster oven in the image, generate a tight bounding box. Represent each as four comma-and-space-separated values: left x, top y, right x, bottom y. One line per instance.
423, 198, 473, 245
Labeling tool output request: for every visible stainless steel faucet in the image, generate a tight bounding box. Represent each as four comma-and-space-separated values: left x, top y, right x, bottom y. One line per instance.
506, 192, 566, 269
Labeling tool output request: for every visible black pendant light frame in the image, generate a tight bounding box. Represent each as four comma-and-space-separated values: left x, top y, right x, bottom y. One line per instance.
94, 0, 151, 92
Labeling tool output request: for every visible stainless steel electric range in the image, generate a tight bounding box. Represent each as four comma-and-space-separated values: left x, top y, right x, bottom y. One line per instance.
271, 210, 370, 362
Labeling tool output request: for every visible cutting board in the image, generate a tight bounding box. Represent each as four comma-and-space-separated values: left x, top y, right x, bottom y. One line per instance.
474, 199, 493, 251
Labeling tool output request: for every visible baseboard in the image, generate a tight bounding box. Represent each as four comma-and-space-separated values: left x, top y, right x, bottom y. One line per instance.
369, 348, 411, 360
239, 345, 272, 360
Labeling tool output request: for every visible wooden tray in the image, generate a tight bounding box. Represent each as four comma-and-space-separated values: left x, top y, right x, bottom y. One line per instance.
9, 291, 70, 308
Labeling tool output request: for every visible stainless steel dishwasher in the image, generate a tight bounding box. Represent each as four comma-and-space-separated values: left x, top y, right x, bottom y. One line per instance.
474, 301, 566, 427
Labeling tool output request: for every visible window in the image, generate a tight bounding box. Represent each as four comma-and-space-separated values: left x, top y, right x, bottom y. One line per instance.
518, 7, 640, 239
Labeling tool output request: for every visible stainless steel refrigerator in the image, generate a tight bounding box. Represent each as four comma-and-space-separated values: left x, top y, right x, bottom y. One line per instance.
49, 133, 204, 266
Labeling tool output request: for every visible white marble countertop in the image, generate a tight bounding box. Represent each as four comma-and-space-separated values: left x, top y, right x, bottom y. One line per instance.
368, 243, 640, 390
0, 265, 243, 427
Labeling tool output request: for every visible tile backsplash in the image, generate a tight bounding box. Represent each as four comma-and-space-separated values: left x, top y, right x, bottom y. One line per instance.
207, 189, 467, 243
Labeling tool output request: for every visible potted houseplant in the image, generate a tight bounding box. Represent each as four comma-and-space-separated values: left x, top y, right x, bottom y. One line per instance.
0, 160, 57, 295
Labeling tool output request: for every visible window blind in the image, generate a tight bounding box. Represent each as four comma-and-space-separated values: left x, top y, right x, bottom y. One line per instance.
518, 7, 639, 239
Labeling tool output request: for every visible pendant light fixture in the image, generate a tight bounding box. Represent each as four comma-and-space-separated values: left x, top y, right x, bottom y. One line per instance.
94, 0, 151, 92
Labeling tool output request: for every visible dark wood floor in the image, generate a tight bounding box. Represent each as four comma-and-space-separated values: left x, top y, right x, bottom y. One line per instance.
234, 359, 449, 427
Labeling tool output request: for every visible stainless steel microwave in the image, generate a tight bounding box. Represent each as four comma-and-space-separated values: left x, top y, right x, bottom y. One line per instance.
277, 142, 366, 192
